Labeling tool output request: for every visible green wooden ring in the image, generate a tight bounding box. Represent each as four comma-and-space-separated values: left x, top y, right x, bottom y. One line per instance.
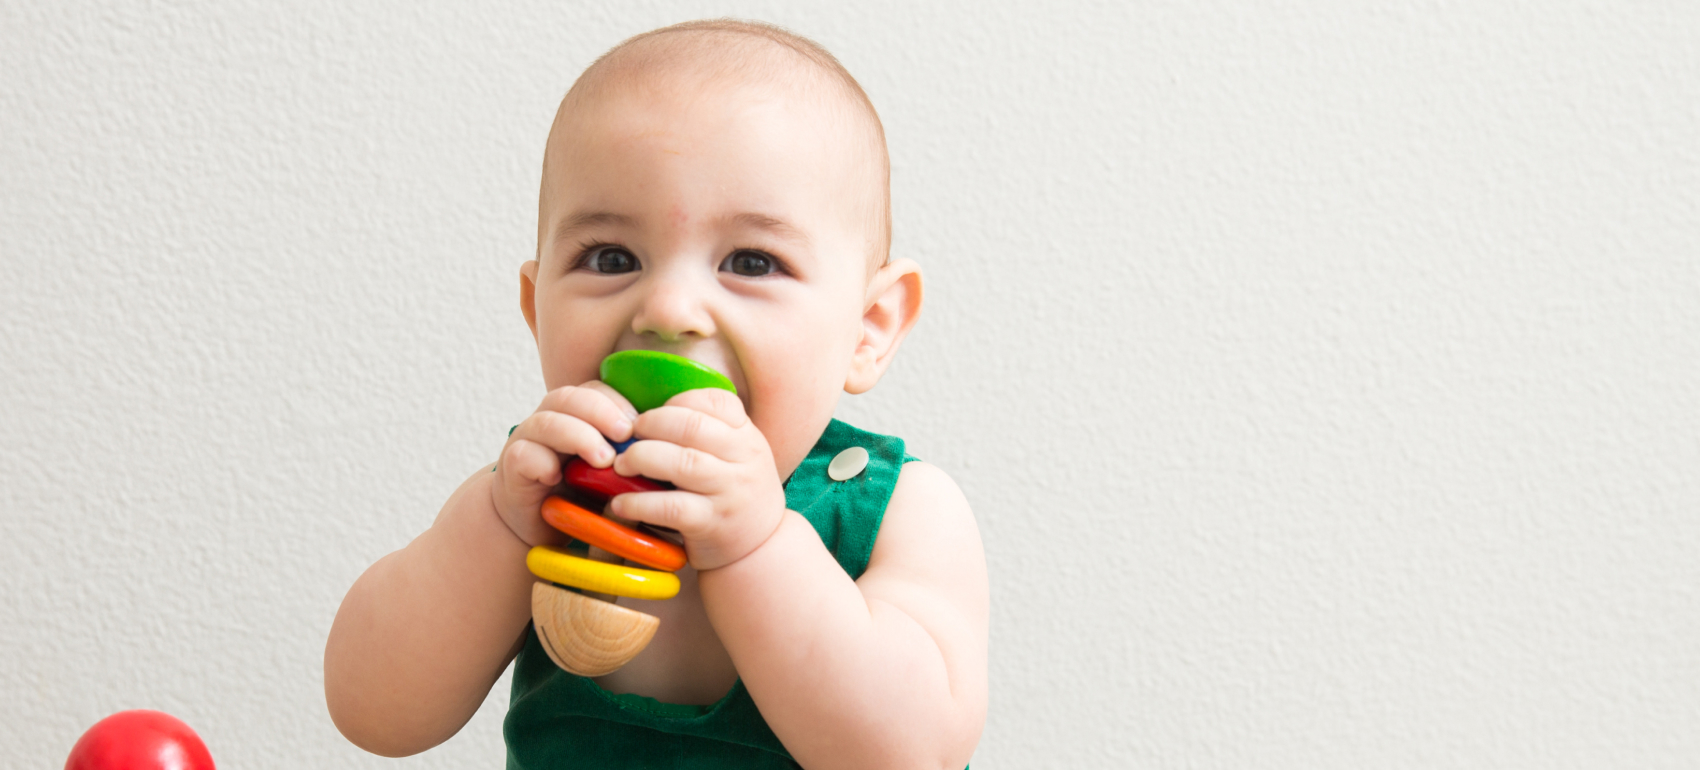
600, 350, 737, 414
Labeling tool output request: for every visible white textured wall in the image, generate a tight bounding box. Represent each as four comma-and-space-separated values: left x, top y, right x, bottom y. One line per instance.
4, 1, 1697, 767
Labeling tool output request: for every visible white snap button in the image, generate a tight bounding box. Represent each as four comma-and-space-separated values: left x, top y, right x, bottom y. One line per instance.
828, 446, 869, 481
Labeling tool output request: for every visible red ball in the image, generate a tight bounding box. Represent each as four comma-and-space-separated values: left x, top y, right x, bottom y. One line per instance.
65, 710, 215, 770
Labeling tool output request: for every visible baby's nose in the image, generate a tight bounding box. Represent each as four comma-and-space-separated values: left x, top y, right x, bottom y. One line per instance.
630, 272, 716, 342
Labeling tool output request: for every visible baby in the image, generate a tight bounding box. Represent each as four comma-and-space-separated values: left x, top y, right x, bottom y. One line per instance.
325, 19, 987, 770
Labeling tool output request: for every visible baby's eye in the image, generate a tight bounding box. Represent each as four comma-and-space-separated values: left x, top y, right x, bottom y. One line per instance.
582, 246, 638, 274
721, 249, 779, 277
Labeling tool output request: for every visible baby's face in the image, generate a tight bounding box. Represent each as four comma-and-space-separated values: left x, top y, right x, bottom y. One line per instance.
524, 74, 881, 478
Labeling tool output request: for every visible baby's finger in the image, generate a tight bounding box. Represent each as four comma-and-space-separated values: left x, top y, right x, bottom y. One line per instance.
514, 409, 616, 467
500, 438, 564, 487
631, 404, 748, 461
615, 439, 730, 494
537, 385, 634, 443
576, 380, 638, 423
608, 490, 713, 536
663, 387, 749, 429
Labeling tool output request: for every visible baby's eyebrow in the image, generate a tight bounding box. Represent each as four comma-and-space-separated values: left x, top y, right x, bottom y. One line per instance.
717, 212, 810, 248
552, 210, 809, 248
553, 210, 637, 245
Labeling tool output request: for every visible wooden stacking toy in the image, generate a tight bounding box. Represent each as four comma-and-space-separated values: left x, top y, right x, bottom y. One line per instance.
528, 350, 736, 676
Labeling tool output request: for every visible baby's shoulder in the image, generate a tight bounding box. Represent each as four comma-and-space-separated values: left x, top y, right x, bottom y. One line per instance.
861, 461, 984, 596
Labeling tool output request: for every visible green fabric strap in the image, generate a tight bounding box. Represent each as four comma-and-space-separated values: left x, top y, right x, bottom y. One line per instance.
504, 419, 916, 769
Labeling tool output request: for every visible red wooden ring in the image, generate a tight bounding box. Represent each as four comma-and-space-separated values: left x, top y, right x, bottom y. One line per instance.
539, 496, 687, 572
565, 457, 668, 499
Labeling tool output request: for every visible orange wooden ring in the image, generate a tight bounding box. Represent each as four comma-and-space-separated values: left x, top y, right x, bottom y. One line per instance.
540, 496, 688, 572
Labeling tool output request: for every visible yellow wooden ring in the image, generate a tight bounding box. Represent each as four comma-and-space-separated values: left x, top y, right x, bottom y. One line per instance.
526, 546, 680, 600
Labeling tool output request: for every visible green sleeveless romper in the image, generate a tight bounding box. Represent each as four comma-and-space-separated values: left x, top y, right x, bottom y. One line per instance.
504, 419, 917, 769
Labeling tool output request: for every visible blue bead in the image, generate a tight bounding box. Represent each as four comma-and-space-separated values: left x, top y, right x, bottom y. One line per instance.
609, 437, 637, 454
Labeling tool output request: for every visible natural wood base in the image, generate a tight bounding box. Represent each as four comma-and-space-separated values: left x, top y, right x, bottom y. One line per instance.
531, 582, 659, 676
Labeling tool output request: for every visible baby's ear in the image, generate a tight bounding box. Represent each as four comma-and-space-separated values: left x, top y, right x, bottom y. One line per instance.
520, 260, 541, 342
845, 258, 924, 394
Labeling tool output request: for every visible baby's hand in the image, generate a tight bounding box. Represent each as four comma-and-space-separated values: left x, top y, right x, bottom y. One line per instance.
493, 383, 636, 546
608, 389, 786, 571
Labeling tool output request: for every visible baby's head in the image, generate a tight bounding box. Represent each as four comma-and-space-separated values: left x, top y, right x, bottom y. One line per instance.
521, 20, 923, 477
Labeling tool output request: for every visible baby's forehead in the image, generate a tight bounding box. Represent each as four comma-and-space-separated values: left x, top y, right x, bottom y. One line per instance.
550, 54, 875, 200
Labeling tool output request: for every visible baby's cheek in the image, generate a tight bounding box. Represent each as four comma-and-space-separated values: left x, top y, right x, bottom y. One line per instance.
540, 340, 607, 390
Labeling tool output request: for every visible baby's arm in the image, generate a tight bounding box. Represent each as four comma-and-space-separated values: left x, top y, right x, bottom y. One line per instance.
613, 391, 988, 770
322, 465, 531, 756
712, 463, 988, 770
323, 385, 634, 756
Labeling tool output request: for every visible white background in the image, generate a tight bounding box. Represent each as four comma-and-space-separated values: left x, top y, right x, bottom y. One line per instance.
4, 1, 1697, 767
